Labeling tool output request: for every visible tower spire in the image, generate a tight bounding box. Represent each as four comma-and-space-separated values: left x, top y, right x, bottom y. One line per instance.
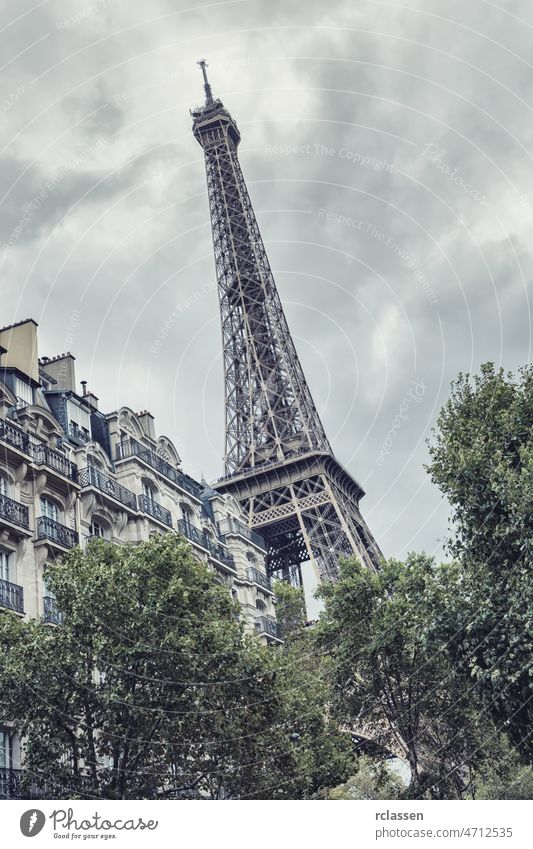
197, 59, 214, 106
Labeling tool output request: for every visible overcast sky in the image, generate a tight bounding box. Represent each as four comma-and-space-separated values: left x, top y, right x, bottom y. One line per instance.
1, 0, 531, 574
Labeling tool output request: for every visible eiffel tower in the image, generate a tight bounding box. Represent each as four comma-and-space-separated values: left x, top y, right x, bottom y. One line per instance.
192, 61, 382, 583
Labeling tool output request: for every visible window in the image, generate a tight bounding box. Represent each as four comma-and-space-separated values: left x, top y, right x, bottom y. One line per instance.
40, 497, 59, 522
0, 550, 10, 583
180, 503, 194, 525
142, 480, 157, 503
246, 551, 257, 565
43, 573, 55, 601
15, 377, 33, 407
89, 520, 109, 540
67, 400, 91, 439
0, 476, 9, 497
0, 730, 11, 768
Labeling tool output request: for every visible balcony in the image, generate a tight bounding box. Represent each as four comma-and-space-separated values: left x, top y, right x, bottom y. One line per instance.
34, 444, 78, 483
176, 520, 236, 570
84, 534, 118, 547
0, 417, 31, 455
177, 518, 208, 548
79, 466, 137, 510
43, 595, 63, 625
248, 566, 272, 592
0, 493, 30, 531
116, 439, 200, 497
68, 421, 91, 445
217, 516, 266, 550
0, 578, 24, 614
0, 767, 22, 799
204, 536, 236, 571
255, 615, 282, 642
137, 494, 172, 527
36, 516, 79, 549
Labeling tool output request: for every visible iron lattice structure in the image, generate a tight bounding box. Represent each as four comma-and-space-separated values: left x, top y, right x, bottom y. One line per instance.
192, 62, 381, 582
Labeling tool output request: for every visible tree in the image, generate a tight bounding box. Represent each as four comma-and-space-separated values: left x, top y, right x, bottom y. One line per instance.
0, 535, 302, 799
327, 756, 404, 800
316, 553, 494, 799
271, 581, 356, 797
427, 363, 533, 761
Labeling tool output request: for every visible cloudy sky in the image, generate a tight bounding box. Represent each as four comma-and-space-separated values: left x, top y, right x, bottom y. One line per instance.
1, 0, 531, 573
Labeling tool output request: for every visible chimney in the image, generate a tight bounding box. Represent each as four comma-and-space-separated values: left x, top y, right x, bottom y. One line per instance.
138, 410, 155, 440
39, 352, 76, 392
0, 319, 39, 383
84, 391, 99, 410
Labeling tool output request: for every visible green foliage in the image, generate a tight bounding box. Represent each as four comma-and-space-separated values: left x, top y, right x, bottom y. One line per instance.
271, 581, 356, 797
427, 363, 533, 760
327, 756, 404, 800
273, 580, 307, 640
0, 536, 303, 799
316, 553, 497, 799
470, 734, 533, 800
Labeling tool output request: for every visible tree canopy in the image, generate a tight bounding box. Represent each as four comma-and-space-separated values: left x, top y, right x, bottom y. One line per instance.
427, 363, 533, 760
0, 536, 319, 799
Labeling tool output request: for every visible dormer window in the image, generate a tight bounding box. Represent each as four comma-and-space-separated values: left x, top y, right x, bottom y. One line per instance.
14, 377, 33, 408
67, 400, 91, 443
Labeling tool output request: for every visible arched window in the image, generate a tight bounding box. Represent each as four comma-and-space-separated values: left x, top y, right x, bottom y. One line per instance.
86, 454, 103, 470
89, 518, 111, 540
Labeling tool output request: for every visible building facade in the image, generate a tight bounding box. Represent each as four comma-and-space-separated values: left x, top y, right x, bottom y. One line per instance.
0, 318, 280, 798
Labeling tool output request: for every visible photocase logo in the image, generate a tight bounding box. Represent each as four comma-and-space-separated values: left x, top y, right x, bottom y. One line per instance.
20, 810, 46, 837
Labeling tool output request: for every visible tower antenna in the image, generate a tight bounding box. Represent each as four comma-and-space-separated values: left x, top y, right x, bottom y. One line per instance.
197, 59, 214, 106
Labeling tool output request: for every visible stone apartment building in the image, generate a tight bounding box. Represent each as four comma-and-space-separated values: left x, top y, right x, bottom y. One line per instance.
0, 318, 281, 797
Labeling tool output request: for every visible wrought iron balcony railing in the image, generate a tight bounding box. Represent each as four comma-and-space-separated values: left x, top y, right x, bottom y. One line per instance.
204, 536, 236, 570
79, 466, 137, 510
0, 417, 31, 454
177, 518, 207, 547
34, 444, 78, 482
116, 438, 200, 497
0, 768, 94, 800
36, 516, 79, 549
43, 595, 63, 625
68, 421, 91, 445
176, 520, 236, 569
255, 615, 282, 641
137, 494, 172, 526
84, 534, 117, 546
217, 516, 266, 550
248, 566, 272, 591
0, 493, 29, 529
0, 767, 22, 799
0, 578, 24, 613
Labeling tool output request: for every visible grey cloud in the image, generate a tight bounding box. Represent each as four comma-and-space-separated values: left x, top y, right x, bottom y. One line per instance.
1, 0, 531, 571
